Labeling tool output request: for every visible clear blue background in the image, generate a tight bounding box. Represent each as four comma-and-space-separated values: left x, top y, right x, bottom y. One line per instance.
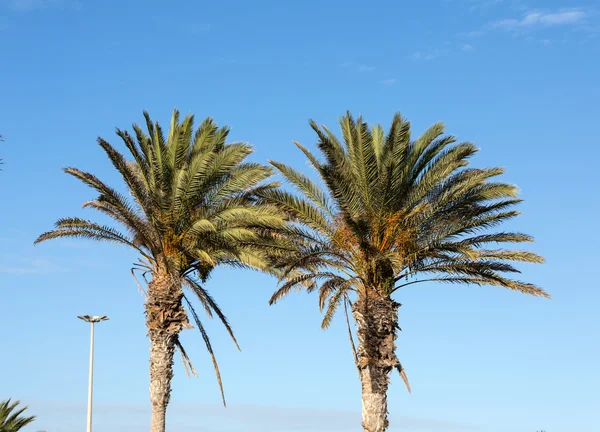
1, 0, 598, 431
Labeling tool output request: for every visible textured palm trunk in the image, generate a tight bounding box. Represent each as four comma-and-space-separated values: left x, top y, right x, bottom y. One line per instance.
146, 272, 188, 432
352, 296, 401, 432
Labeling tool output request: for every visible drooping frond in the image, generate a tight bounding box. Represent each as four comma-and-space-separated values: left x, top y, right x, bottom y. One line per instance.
321, 288, 345, 329
183, 277, 241, 351
182, 295, 227, 407
174, 338, 198, 378
269, 271, 340, 305
343, 296, 359, 367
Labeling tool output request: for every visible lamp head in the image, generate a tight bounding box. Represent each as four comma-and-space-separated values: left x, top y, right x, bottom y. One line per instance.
77, 315, 109, 323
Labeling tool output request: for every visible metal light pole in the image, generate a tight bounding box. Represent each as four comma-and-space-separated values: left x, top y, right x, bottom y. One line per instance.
77, 315, 109, 432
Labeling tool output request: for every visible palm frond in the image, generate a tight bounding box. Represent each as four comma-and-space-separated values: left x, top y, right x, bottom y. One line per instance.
321, 288, 345, 329
183, 277, 241, 351
0, 399, 36, 432
182, 295, 227, 406
270, 161, 334, 217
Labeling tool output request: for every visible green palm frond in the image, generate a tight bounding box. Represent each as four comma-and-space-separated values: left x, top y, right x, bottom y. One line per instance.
182, 295, 227, 406
269, 161, 334, 216
269, 271, 340, 305
259, 188, 332, 233
322, 288, 345, 329
0, 399, 36, 432
183, 277, 241, 351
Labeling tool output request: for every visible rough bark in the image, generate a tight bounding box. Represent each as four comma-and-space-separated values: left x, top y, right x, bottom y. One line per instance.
146, 272, 188, 432
352, 296, 401, 432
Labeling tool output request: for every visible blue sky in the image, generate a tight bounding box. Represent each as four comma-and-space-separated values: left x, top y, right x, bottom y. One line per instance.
0, 0, 598, 431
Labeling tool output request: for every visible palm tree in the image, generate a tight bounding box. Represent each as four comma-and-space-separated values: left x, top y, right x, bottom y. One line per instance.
35, 110, 285, 432
0, 399, 36, 432
261, 112, 548, 432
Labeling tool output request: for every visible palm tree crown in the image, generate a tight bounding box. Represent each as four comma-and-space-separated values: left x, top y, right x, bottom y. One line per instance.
0, 399, 36, 432
266, 112, 548, 320
35, 110, 284, 401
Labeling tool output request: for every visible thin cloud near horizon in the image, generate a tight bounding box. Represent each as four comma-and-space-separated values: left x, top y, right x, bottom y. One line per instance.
27, 400, 481, 432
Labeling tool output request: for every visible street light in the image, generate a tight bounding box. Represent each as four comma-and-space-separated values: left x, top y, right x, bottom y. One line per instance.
77, 315, 109, 432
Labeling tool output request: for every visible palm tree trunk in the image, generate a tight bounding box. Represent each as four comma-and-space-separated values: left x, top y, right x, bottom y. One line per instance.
148, 329, 173, 432
352, 296, 401, 432
145, 272, 188, 432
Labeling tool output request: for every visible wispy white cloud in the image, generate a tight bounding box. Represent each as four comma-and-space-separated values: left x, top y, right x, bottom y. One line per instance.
410, 48, 449, 61
341, 61, 376, 73
380, 78, 397, 85
492, 8, 586, 30
357, 64, 376, 72
467, 30, 485, 38
462, 43, 475, 51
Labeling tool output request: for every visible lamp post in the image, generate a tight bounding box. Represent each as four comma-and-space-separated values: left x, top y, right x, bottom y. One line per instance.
77, 315, 109, 432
